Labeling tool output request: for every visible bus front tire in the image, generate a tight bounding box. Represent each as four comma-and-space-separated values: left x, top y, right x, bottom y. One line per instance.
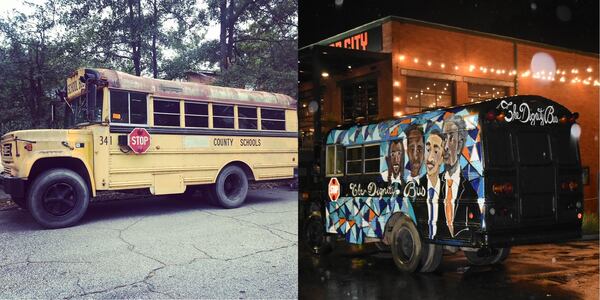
27, 169, 90, 229
464, 247, 511, 265
210, 165, 248, 208
390, 216, 423, 273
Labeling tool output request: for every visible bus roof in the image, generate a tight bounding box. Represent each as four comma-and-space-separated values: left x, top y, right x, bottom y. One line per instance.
326, 95, 574, 138
69, 68, 296, 109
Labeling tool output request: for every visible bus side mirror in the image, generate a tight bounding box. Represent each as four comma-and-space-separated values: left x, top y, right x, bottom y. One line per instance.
86, 82, 97, 122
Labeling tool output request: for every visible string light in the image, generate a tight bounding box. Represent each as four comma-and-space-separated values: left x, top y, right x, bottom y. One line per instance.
394, 96, 400, 102
390, 53, 597, 87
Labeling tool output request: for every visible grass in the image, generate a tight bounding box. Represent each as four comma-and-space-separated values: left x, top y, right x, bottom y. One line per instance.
582, 213, 599, 235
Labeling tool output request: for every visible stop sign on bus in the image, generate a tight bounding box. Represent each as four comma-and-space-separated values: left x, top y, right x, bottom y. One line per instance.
128, 128, 151, 154
328, 177, 340, 201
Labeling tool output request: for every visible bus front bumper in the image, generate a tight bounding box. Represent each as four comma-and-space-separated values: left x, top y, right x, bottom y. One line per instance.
0, 173, 26, 199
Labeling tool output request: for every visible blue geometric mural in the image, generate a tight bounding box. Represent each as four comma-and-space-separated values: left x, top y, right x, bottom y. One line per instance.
325, 108, 484, 244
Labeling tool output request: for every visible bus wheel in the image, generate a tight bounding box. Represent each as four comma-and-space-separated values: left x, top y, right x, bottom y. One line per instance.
390, 216, 423, 272
491, 247, 511, 264
420, 242, 443, 272
465, 247, 510, 265
27, 169, 90, 229
304, 215, 335, 255
211, 165, 248, 208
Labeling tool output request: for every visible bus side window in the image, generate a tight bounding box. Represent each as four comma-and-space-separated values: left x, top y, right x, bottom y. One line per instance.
326, 145, 345, 176
130, 92, 147, 124
110, 90, 129, 123
346, 146, 363, 175
336, 145, 344, 174
238, 106, 258, 129
110, 90, 147, 124
154, 99, 180, 127
364, 144, 380, 173
213, 104, 235, 128
185, 102, 208, 128
261, 108, 286, 130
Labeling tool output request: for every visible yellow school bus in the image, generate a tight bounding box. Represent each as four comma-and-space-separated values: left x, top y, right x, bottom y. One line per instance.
0, 68, 297, 228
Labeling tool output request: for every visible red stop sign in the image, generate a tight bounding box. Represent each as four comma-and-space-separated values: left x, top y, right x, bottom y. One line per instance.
128, 128, 151, 154
328, 177, 340, 201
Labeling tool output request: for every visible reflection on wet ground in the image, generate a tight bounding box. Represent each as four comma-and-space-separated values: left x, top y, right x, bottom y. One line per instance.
300, 240, 599, 300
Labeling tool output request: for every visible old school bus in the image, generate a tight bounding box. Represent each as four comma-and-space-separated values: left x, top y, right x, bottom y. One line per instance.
305, 95, 583, 272
0, 68, 297, 228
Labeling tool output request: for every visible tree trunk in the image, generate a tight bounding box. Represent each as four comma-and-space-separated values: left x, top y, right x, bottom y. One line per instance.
226, 0, 234, 66
152, 0, 158, 78
219, 0, 228, 72
128, 0, 142, 76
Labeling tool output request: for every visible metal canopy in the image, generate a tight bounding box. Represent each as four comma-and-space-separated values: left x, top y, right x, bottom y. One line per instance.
298, 45, 391, 83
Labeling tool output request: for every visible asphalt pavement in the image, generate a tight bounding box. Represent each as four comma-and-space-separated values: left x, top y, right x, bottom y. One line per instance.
0, 188, 298, 299
300, 239, 599, 300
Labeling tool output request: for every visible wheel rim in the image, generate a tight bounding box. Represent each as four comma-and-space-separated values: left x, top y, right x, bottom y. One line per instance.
42, 183, 76, 216
395, 227, 414, 262
223, 173, 243, 199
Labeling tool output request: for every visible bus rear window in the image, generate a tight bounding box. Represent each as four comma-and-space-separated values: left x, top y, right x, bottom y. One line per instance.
485, 128, 514, 167
554, 132, 579, 165
517, 132, 551, 164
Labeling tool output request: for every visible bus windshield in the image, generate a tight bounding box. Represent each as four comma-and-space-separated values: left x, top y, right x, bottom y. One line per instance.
64, 89, 103, 128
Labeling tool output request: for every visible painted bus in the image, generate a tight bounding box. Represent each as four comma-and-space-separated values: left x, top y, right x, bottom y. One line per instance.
0, 68, 297, 228
304, 95, 583, 272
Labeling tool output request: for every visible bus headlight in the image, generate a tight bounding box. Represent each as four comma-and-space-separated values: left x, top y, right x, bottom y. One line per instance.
570, 123, 581, 139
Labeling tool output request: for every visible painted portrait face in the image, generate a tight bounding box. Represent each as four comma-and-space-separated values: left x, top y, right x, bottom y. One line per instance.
442, 121, 460, 168
407, 129, 424, 177
426, 134, 444, 177
389, 141, 404, 177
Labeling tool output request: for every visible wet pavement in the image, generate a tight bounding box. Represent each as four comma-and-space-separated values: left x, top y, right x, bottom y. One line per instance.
300, 239, 599, 300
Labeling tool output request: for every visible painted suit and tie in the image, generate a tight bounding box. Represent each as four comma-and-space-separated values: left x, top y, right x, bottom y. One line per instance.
419, 130, 445, 239
441, 115, 477, 237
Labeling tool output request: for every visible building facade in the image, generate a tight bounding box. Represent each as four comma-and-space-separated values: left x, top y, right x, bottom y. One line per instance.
299, 16, 599, 214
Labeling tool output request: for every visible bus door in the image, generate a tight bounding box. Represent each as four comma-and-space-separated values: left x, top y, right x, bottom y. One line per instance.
515, 130, 557, 225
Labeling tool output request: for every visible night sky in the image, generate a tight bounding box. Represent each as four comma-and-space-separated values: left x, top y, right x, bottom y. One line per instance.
299, 0, 599, 54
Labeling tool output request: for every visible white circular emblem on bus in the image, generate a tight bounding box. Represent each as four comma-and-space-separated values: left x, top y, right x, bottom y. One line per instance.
328, 177, 340, 201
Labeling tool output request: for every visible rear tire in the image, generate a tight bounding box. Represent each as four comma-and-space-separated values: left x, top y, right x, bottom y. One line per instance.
419, 242, 443, 272
491, 247, 511, 264
390, 216, 423, 272
210, 165, 248, 208
464, 247, 511, 266
27, 169, 90, 229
